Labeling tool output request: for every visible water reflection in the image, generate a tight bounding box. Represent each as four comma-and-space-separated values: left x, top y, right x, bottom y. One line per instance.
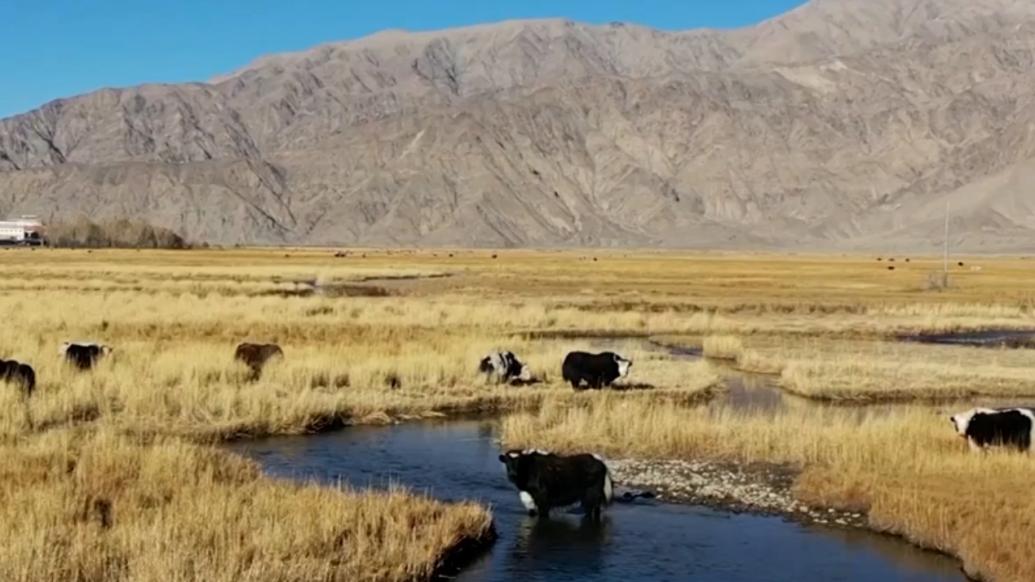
227, 421, 963, 582
904, 329, 1035, 349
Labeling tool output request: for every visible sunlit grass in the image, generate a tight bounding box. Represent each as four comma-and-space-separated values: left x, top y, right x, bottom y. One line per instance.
1, 248, 1034, 581
0, 429, 492, 582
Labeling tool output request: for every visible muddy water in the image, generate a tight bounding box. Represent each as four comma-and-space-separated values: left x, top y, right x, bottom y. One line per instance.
228, 421, 964, 582
721, 370, 789, 412
903, 329, 1035, 349
655, 334, 1035, 414
656, 342, 791, 414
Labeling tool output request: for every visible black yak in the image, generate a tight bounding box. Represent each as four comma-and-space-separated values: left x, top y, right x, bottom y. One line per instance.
499, 449, 613, 519
561, 351, 631, 390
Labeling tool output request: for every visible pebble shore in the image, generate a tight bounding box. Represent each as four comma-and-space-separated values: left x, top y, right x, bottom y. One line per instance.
608, 458, 867, 528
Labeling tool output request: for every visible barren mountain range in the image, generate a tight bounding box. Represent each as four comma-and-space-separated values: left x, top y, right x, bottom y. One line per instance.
3, 0, 1035, 250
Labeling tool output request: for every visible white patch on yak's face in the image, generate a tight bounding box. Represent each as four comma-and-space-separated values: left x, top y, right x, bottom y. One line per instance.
949, 413, 967, 436
614, 355, 632, 378
480, 352, 507, 382
948, 407, 1035, 453
518, 491, 537, 513
489, 353, 506, 375
950, 408, 997, 437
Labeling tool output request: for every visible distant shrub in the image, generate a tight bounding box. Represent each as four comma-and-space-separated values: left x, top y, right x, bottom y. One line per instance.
926, 271, 951, 291
47, 218, 190, 249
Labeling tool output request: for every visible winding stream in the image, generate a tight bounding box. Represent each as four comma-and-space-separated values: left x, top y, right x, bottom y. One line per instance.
221, 331, 1031, 581
903, 329, 1035, 349
228, 420, 963, 581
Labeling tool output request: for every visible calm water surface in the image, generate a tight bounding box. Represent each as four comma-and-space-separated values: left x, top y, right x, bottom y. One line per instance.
227, 420, 964, 582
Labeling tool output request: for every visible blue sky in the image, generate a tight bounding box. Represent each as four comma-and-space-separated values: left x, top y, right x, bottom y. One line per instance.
2, 1, 806, 118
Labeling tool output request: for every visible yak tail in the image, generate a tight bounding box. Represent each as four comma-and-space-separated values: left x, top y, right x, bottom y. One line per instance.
603, 471, 614, 505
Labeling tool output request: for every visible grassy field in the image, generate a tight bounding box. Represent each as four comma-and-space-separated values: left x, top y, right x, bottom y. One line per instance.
0, 314, 718, 439
0, 429, 492, 582
2, 247, 1035, 581
659, 334, 1035, 403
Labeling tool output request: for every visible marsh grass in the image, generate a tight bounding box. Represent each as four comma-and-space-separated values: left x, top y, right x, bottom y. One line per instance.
701, 335, 744, 361
780, 359, 1035, 402
760, 338, 1035, 401
502, 400, 1035, 582
0, 429, 493, 582
660, 334, 1035, 402
0, 332, 718, 439
3, 248, 1035, 580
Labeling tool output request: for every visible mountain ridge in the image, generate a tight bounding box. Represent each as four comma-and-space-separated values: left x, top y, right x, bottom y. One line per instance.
2, 0, 1035, 250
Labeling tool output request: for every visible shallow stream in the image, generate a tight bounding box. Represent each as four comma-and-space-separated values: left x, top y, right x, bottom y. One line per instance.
222, 330, 1035, 581
228, 421, 963, 581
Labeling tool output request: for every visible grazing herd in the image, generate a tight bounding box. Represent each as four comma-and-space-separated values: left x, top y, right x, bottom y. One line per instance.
2, 337, 1032, 520
1, 341, 115, 397
0, 341, 284, 400
480, 349, 633, 391
1, 342, 633, 400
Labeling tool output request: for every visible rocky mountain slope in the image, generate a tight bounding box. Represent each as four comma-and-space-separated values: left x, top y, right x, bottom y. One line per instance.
2, 0, 1035, 250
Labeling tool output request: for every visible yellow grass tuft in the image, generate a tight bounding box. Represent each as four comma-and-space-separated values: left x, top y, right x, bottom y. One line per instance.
0, 429, 492, 582
663, 334, 1035, 401
0, 334, 718, 440
780, 359, 1035, 402
702, 335, 744, 361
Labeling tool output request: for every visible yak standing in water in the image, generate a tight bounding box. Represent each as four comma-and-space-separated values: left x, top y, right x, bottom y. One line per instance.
499, 449, 613, 520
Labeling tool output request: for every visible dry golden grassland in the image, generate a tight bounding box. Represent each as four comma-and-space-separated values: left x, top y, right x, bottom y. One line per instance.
701, 335, 744, 361
0, 248, 727, 581
0, 429, 492, 582
2, 247, 1035, 581
17, 246, 1033, 435
661, 334, 1035, 403
503, 399, 1035, 582
0, 315, 717, 439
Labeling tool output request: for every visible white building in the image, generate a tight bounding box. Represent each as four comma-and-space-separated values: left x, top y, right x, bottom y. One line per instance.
0, 216, 45, 245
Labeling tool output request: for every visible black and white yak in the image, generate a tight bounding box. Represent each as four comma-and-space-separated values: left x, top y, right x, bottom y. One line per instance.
60, 341, 113, 370
950, 407, 1035, 452
561, 351, 631, 390
479, 351, 533, 385
499, 449, 614, 519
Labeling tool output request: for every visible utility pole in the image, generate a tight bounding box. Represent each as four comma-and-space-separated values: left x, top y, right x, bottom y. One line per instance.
943, 200, 951, 275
